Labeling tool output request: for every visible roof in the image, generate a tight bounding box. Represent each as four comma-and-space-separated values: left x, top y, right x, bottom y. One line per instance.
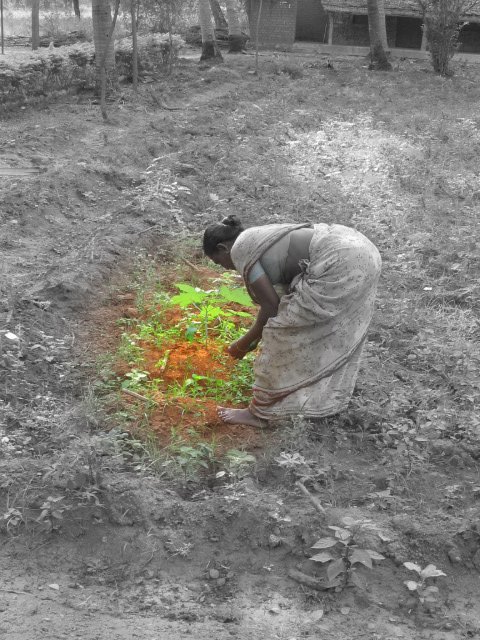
320, 0, 480, 19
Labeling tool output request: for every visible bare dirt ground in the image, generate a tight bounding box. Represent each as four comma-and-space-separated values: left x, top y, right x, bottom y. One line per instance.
1, 49, 480, 639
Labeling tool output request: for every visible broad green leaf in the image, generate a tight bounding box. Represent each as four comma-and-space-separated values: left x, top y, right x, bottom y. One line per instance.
198, 306, 225, 320
329, 526, 351, 541
423, 595, 438, 603
170, 292, 204, 307
420, 564, 446, 579
185, 325, 198, 340
310, 551, 335, 563
311, 537, 338, 549
327, 558, 345, 582
218, 285, 252, 306
350, 549, 372, 569
365, 549, 386, 561
422, 586, 439, 595
325, 577, 342, 589
405, 580, 419, 591
171, 284, 207, 306
403, 562, 422, 573
349, 570, 368, 590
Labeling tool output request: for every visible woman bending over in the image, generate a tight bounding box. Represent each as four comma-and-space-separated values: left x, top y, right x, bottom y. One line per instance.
202, 215, 381, 428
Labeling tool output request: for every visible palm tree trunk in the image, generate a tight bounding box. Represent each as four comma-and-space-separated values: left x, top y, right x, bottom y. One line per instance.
73, 0, 80, 19
130, 0, 138, 91
92, 0, 115, 74
377, 0, 388, 49
198, 0, 223, 62
31, 0, 39, 50
209, 0, 228, 29
367, 0, 391, 70
225, 0, 244, 52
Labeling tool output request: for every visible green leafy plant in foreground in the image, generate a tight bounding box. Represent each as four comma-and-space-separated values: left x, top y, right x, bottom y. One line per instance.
35, 496, 70, 532
169, 282, 252, 344
311, 517, 385, 590
403, 562, 446, 608
220, 449, 257, 481
164, 429, 219, 482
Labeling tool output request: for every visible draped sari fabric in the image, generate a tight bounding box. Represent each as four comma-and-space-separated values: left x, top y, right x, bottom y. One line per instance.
230, 223, 382, 419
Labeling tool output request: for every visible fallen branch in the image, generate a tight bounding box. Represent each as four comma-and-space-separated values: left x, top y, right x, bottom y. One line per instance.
288, 569, 329, 591
121, 388, 157, 404
295, 481, 326, 515
181, 257, 202, 272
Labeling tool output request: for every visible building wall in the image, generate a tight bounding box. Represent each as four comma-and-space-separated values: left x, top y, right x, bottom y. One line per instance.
295, 0, 328, 42
331, 13, 370, 46
393, 16, 423, 49
458, 23, 480, 53
331, 13, 421, 49
249, 0, 298, 49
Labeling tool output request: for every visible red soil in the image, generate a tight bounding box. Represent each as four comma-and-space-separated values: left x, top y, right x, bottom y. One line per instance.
89, 268, 267, 452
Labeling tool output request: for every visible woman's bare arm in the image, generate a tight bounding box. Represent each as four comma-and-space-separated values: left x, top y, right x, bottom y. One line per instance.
228, 274, 280, 358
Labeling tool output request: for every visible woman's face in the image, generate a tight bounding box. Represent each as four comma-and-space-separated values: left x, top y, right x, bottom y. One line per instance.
209, 245, 235, 270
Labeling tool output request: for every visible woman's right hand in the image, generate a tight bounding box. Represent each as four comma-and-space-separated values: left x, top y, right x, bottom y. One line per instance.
227, 341, 250, 360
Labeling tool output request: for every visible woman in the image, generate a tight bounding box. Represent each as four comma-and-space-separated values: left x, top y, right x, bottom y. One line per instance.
203, 215, 381, 428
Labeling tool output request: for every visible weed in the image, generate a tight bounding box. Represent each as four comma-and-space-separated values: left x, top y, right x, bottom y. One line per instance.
311, 517, 385, 591
222, 449, 256, 481
2, 508, 24, 535
166, 438, 219, 483
403, 562, 446, 609
35, 496, 70, 532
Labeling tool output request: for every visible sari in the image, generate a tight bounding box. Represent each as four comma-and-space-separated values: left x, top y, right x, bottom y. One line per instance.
230, 223, 381, 419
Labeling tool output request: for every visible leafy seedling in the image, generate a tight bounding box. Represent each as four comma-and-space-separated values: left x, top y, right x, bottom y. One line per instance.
403, 562, 446, 608
36, 496, 70, 532
311, 517, 385, 591
3, 508, 24, 534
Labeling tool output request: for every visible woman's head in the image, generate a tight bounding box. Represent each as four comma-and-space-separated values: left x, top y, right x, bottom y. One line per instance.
202, 215, 244, 268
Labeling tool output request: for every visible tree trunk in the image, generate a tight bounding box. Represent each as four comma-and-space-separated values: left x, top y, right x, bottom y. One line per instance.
377, 0, 388, 49
92, 0, 115, 74
198, 0, 223, 63
130, 0, 138, 90
31, 0, 39, 50
254, 0, 263, 74
367, 0, 392, 70
73, 0, 80, 19
209, 0, 228, 29
225, 0, 244, 52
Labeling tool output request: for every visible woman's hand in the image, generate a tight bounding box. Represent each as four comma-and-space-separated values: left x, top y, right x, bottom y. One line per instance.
228, 340, 253, 360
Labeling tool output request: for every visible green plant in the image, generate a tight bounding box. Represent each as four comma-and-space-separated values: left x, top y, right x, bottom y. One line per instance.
403, 562, 446, 607
121, 368, 150, 391
169, 282, 252, 344
35, 496, 70, 532
165, 430, 219, 483
311, 517, 385, 590
3, 507, 24, 535
222, 449, 256, 480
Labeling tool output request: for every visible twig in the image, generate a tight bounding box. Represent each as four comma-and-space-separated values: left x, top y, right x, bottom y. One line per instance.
136, 224, 162, 235
288, 569, 329, 591
295, 481, 326, 515
121, 388, 157, 404
0, 588, 30, 595
181, 257, 202, 272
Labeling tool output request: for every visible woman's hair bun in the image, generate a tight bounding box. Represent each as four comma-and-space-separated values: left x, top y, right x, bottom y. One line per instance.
221, 214, 241, 228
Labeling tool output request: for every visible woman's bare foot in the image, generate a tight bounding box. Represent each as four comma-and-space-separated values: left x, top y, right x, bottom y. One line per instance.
218, 407, 265, 428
